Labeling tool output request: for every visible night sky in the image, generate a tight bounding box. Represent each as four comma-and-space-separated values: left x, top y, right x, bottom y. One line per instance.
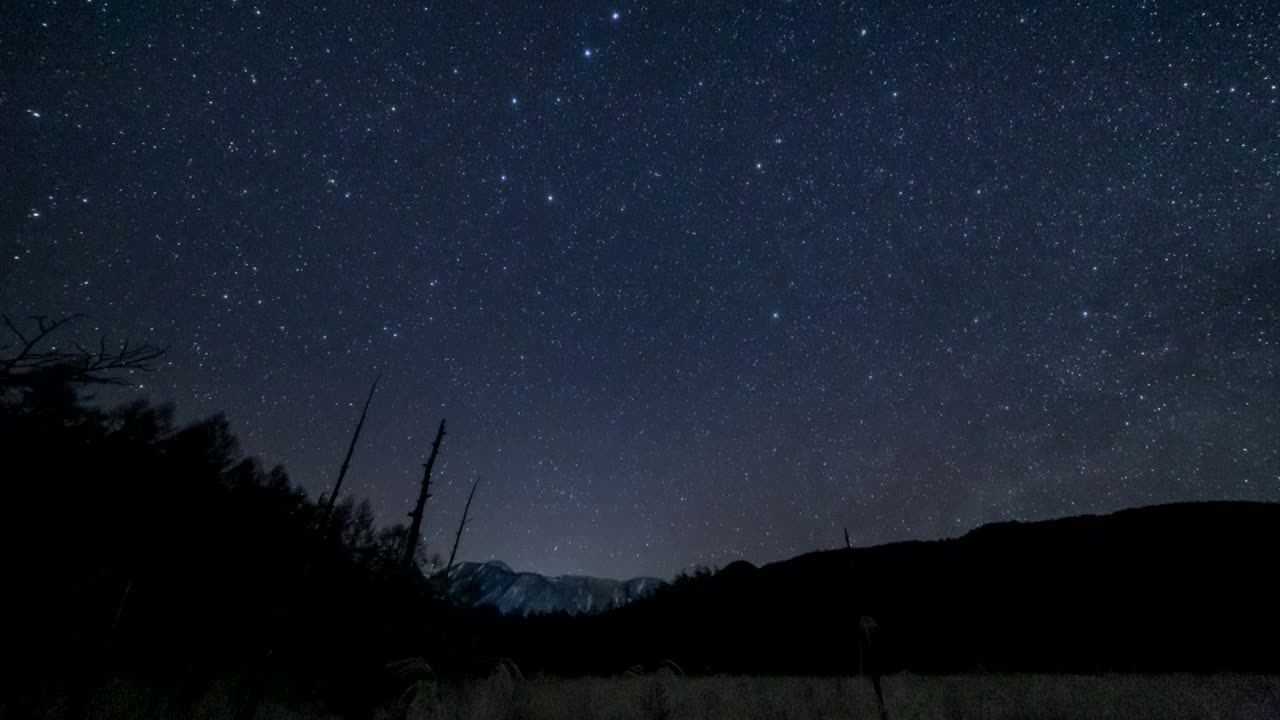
2, 1, 1277, 579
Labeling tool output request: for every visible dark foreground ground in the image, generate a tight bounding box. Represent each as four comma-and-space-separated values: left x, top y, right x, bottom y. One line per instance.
20, 673, 1280, 720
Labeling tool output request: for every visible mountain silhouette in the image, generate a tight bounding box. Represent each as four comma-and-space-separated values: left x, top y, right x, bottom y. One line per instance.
528, 502, 1280, 674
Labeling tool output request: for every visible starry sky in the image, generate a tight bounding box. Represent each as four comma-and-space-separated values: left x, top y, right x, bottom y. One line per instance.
2, 1, 1277, 579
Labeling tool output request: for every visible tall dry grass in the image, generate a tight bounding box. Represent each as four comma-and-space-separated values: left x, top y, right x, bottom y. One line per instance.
17, 673, 1279, 719
386, 673, 1280, 720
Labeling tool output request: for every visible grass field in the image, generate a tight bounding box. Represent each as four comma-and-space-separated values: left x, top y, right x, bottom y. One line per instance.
405, 674, 1279, 720
41, 672, 1280, 720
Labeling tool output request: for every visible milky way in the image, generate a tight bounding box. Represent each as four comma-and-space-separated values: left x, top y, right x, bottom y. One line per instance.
3, 2, 1277, 577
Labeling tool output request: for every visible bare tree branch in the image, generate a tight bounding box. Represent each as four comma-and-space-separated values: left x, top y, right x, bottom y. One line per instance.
0, 313, 166, 388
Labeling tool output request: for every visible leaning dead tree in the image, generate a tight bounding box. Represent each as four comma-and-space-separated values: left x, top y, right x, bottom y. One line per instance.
1, 314, 165, 390
319, 373, 380, 528
444, 474, 481, 575
402, 418, 446, 570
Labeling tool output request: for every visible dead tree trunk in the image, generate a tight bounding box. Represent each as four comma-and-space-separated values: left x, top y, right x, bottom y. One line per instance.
870, 672, 889, 720
321, 374, 380, 528
860, 616, 889, 719
403, 418, 446, 569
444, 475, 481, 575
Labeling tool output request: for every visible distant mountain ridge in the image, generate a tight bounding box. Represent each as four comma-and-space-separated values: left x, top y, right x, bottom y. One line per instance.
445, 560, 661, 615
586, 501, 1280, 674
440, 503, 1280, 674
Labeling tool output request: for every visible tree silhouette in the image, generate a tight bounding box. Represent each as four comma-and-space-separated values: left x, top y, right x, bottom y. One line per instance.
320, 373, 380, 529
444, 474, 481, 575
0, 346, 450, 716
1, 314, 165, 391
403, 418, 446, 569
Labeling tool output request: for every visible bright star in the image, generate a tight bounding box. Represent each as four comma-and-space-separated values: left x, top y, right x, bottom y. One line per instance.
771, 311, 780, 319
611, 11, 620, 20
584, 48, 593, 57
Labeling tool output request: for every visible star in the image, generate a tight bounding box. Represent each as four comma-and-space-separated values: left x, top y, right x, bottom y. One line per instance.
7, 0, 1270, 583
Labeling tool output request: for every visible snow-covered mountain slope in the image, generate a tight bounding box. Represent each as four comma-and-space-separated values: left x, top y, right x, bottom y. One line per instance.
444, 560, 662, 615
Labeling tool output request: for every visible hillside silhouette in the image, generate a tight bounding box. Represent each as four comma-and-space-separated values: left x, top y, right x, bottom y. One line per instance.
547, 501, 1280, 675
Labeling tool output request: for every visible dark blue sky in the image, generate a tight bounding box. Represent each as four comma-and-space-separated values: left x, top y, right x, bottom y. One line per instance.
3, 1, 1276, 578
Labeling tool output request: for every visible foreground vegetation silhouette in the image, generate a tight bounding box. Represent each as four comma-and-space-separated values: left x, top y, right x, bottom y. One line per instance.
0, 316, 444, 717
